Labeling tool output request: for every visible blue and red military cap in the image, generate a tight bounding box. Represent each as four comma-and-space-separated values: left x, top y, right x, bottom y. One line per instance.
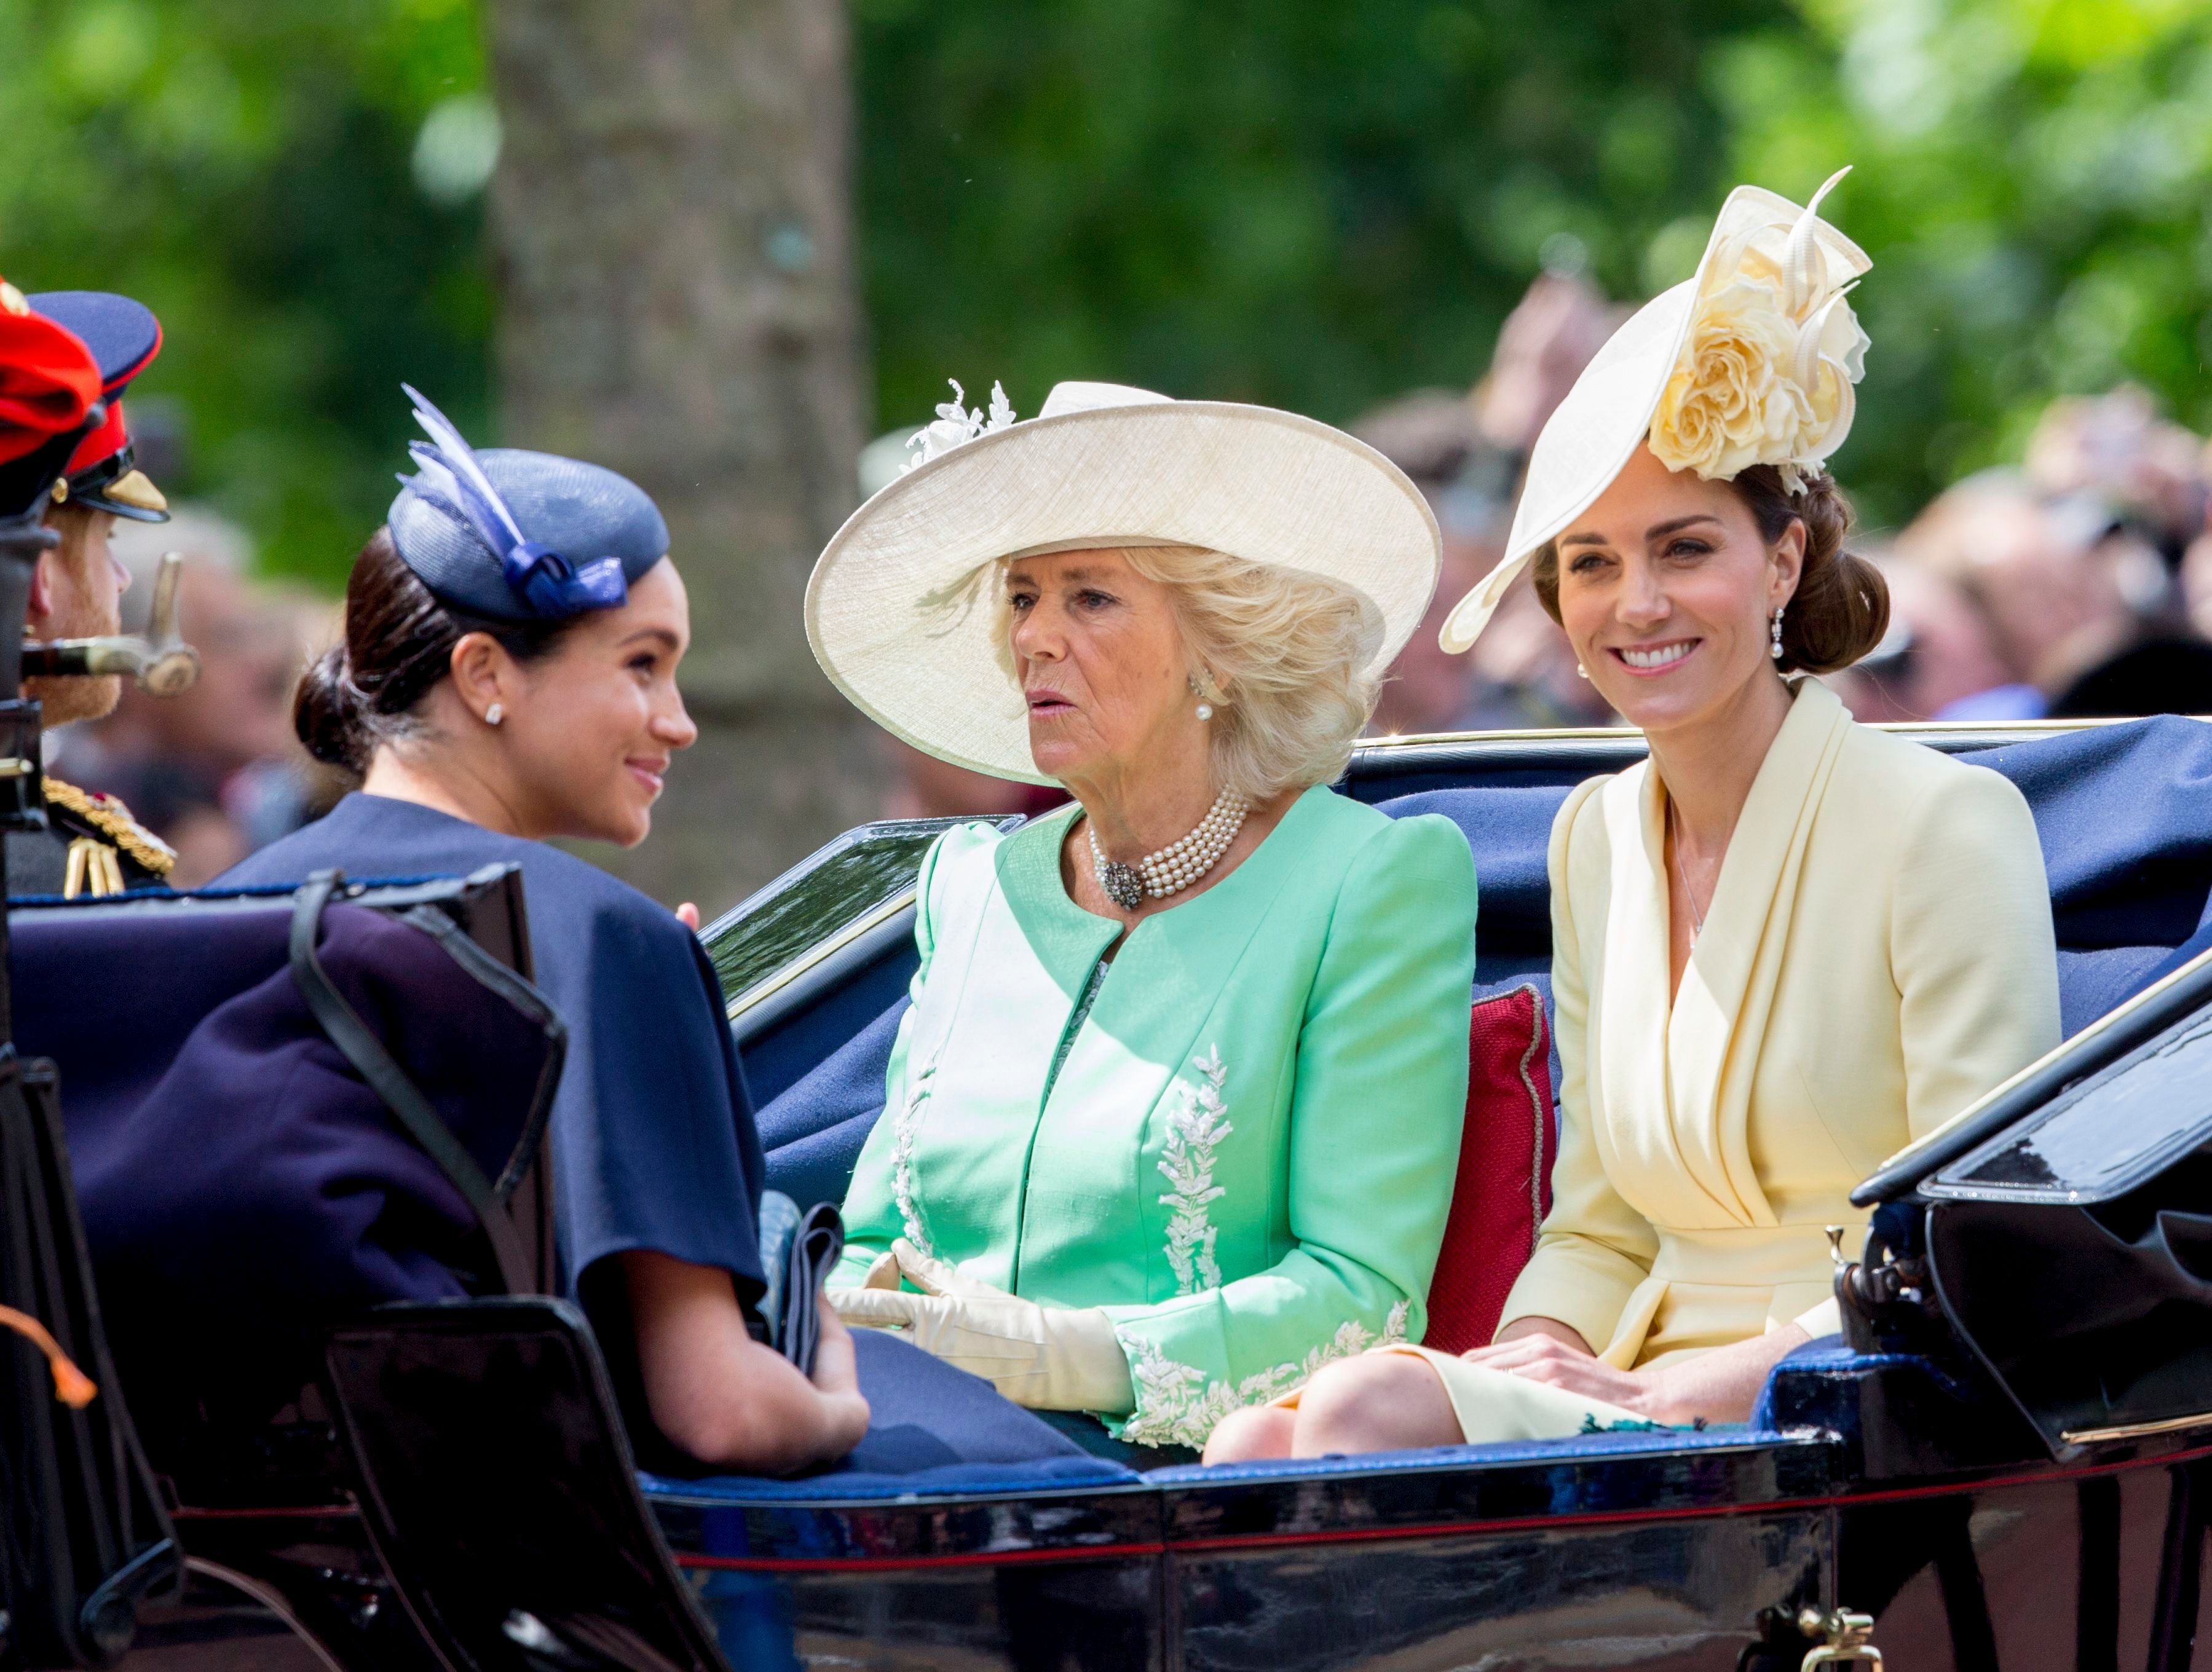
25, 290, 168, 524
0, 279, 105, 522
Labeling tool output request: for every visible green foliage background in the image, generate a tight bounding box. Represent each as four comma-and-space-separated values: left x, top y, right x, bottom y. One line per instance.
0, 0, 492, 584
4, 0, 2211, 585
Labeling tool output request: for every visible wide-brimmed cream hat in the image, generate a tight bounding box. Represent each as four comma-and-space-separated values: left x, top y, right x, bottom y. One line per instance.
1439, 169, 1873, 653
807, 381, 1440, 784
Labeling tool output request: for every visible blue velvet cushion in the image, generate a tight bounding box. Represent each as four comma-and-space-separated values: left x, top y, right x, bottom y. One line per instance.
642, 1330, 1133, 1500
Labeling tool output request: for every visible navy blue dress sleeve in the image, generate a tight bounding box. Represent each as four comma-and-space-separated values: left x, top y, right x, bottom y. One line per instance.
556, 886, 768, 1303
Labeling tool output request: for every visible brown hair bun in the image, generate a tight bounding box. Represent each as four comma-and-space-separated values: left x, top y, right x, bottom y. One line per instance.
293, 527, 577, 773
1731, 465, 1888, 675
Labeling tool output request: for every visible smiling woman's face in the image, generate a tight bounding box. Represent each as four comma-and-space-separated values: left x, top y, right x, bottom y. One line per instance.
495, 559, 700, 845
1554, 446, 1803, 738
1005, 548, 1199, 790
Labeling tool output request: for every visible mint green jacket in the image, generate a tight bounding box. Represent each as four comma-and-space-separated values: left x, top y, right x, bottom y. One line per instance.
835, 786, 1479, 1449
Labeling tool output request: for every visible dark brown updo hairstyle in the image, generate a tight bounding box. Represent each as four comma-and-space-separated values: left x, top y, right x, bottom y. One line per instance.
1531, 463, 1889, 676
296, 527, 579, 772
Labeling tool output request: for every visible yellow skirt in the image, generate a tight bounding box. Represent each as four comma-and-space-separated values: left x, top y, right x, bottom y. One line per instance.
1274, 1344, 1653, 1445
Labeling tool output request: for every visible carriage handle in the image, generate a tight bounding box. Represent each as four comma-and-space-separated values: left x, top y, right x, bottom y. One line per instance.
20, 550, 201, 695
1799, 1609, 1882, 1672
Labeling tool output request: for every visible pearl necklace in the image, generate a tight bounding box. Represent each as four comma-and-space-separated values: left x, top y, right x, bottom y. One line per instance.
1088, 789, 1250, 912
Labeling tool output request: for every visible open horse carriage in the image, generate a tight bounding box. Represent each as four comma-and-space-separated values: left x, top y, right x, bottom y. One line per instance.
6, 481, 2212, 1668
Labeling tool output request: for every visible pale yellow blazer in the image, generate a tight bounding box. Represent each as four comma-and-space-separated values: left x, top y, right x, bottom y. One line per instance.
1498, 679, 2061, 1370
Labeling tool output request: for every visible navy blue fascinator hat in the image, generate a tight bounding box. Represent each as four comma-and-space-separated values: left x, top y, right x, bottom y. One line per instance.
389, 385, 668, 622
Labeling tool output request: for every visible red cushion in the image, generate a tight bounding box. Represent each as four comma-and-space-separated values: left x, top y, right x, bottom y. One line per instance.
1422, 983, 1557, 1354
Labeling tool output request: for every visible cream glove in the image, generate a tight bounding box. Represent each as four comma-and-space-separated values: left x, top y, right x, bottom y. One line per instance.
853, 1247, 900, 1290
830, 1239, 1134, 1414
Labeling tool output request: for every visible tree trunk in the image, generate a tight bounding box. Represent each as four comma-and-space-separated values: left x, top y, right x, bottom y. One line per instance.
485, 0, 875, 918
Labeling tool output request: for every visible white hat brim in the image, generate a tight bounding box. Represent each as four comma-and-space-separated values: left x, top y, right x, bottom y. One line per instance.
807, 400, 1440, 784
1439, 181, 1872, 654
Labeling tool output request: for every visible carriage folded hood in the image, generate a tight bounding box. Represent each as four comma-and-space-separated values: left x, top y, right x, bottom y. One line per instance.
1863, 946, 2212, 1457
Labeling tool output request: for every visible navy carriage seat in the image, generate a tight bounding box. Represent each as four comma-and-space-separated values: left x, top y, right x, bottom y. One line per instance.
753, 716, 2212, 1207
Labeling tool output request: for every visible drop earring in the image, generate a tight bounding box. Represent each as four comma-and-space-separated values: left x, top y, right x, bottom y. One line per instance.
1189, 669, 1217, 720
1770, 605, 1785, 661
1575, 662, 1589, 679
485, 702, 505, 726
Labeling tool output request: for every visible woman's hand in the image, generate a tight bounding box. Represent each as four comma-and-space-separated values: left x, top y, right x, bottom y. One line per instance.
825, 1239, 965, 1322
891, 1238, 1000, 1298
622, 1249, 869, 1474
807, 1293, 871, 1449
831, 1238, 1032, 1339
1456, 1332, 1671, 1420
832, 1242, 1132, 1413
1462, 1315, 1811, 1427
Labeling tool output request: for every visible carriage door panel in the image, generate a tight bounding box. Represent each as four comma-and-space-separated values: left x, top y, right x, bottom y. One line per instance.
1835, 1463, 2192, 1671
1172, 1509, 1827, 1672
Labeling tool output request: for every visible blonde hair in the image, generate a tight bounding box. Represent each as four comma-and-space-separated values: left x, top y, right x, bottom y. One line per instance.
993, 545, 1383, 800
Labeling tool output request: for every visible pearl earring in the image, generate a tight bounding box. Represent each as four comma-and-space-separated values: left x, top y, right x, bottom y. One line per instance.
1770, 605, 1785, 661
1190, 669, 1219, 720
1196, 702, 1214, 721
1575, 663, 1589, 680
485, 702, 505, 726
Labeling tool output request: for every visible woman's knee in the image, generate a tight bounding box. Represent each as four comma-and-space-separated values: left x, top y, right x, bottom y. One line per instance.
1203, 1403, 1296, 1464
1293, 1351, 1460, 1457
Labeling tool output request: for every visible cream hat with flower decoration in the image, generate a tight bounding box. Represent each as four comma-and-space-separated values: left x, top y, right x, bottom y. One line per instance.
807, 380, 1440, 784
1439, 168, 1873, 654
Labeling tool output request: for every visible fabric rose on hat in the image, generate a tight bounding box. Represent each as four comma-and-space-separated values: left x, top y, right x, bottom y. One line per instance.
1649, 169, 1870, 492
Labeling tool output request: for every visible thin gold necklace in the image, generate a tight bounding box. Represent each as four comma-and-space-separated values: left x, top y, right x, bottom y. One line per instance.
1667, 802, 1708, 940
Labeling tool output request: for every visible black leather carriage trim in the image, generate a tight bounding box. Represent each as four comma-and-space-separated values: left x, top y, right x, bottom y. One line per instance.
393, 902, 564, 1201
1854, 945, 2212, 1206
287, 869, 534, 1294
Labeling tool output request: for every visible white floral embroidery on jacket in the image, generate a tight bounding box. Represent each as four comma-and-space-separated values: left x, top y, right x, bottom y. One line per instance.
1158, 1046, 1231, 1295
890, 1058, 937, 1257
1118, 1301, 1411, 1451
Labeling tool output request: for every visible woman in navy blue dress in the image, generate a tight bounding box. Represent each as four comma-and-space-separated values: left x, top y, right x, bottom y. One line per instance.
223, 390, 1085, 1479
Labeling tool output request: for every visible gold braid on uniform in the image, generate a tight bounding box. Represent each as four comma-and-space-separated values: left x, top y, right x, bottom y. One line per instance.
42, 775, 176, 897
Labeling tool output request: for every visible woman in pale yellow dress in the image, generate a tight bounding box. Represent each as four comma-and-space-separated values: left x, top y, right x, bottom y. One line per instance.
1205, 170, 2063, 1461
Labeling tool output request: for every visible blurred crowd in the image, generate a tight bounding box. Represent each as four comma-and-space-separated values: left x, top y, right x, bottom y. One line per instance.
49, 510, 333, 887
55, 278, 2212, 863
887, 274, 2212, 819
1357, 280, 2212, 739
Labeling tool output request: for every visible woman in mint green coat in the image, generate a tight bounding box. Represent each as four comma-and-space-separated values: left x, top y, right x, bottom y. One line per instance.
809, 379, 1479, 1454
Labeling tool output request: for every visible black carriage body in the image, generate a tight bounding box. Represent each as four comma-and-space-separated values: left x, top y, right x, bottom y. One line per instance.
146, 1349, 2212, 1672
73, 719, 2212, 1672
160, 1298, 2210, 1670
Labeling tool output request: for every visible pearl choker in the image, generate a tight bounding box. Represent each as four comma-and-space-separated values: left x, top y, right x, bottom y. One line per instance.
1088, 789, 1250, 912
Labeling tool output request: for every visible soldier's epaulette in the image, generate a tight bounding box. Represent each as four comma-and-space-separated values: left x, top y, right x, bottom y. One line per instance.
41, 776, 176, 878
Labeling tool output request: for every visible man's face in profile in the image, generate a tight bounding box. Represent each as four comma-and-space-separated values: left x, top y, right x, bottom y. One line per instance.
29, 503, 128, 726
